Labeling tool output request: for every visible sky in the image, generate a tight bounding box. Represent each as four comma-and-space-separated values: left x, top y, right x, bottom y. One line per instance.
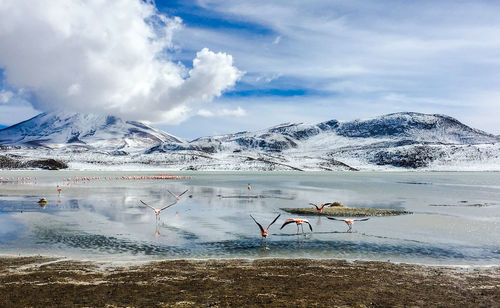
0, 0, 499, 140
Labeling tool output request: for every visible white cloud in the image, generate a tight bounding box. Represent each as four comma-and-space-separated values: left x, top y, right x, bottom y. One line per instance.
197, 106, 246, 118
0, 90, 13, 103
0, 0, 242, 124
174, 0, 500, 134
197, 109, 215, 117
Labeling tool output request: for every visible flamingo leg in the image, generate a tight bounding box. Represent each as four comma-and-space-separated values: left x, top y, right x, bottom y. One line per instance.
301, 224, 304, 234
296, 225, 299, 234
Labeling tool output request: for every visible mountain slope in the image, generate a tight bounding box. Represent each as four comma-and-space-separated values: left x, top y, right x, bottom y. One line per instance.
148, 112, 499, 170
151, 112, 498, 153
0, 112, 184, 153
0, 111, 498, 171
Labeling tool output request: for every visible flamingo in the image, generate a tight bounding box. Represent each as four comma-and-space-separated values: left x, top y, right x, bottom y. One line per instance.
248, 183, 251, 191
57, 185, 62, 196
310, 202, 332, 213
140, 200, 177, 220
327, 217, 369, 232
167, 189, 189, 200
250, 214, 281, 238
280, 218, 313, 234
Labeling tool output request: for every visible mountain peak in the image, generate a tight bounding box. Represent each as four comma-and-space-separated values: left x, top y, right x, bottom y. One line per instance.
0, 111, 184, 153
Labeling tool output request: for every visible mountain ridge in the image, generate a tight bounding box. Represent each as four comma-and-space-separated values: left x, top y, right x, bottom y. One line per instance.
0, 111, 498, 171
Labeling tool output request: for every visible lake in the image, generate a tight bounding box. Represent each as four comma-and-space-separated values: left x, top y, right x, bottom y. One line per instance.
0, 171, 499, 265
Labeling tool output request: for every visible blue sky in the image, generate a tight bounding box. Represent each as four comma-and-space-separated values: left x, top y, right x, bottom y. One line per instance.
1, 0, 499, 139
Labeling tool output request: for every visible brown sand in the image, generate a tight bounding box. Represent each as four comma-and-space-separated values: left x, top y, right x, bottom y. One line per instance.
0, 256, 499, 307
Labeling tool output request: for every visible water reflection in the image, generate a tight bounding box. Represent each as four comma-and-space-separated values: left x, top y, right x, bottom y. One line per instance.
0, 171, 498, 264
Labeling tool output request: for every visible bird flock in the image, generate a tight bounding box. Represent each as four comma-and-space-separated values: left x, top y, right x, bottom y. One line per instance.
136, 182, 370, 239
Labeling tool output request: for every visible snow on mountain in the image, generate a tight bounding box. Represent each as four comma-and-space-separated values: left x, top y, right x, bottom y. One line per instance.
0, 112, 184, 154
147, 112, 499, 170
0, 111, 498, 171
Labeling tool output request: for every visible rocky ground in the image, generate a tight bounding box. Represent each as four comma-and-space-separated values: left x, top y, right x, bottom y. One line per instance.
0, 256, 499, 307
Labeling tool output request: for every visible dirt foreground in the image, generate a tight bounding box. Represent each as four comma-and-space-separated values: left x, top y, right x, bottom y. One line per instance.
0, 256, 499, 307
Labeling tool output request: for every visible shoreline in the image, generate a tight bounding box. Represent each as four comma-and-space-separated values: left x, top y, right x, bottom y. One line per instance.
1, 253, 500, 268
1, 256, 498, 307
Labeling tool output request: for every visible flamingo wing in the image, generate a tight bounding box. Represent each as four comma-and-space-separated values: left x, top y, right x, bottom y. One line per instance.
280, 220, 295, 230
266, 214, 281, 230
309, 203, 319, 210
326, 217, 344, 222
353, 218, 370, 222
178, 189, 189, 197
321, 203, 333, 209
140, 200, 157, 212
167, 189, 177, 198
305, 221, 313, 232
159, 201, 178, 211
250, 215, 265, 234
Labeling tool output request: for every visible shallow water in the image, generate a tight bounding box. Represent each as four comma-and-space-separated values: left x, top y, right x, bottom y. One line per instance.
0, 171, 499, 265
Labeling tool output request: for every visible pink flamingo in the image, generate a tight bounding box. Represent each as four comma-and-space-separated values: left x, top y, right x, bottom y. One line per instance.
140, 200, 177, 220
280, 218, 313, 234
250, 214, 281, 238
167, 189, 189, 200
310, 202, 332, 213
327, 217, 369, 232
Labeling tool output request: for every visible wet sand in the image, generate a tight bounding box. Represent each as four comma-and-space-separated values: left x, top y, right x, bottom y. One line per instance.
1, 257, 499, 307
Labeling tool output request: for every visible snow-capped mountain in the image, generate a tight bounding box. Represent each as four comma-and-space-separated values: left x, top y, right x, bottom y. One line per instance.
147, 112, 499, 170
0, 112, 184, 154
0, 111, 498, 171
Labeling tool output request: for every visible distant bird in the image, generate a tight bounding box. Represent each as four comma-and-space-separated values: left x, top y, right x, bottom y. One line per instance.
37, 198, 48, 207
167, 189, 189, 200
248, 183, 251, 191
140, 200, 177, 219
310, 202, 332, 213
327, 217, 370, 232
250, 214, 281, 238
280, 218, 313, 234
57, 185, 62, 196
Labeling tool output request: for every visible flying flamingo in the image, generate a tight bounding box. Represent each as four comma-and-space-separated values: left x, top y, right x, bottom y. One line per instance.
310, 202, 332, 213
280, 218, 313, 234
167, 189, 189, 200
250, 214, 281, 238
327, 217, 370, 232
57, 185, 62, 196
140, 200, 177, 220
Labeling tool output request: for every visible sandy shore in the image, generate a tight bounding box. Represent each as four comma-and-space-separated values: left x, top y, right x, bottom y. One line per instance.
0, 256, 499, 307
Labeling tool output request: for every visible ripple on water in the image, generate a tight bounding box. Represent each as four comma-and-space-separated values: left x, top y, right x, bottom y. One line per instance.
30, 225, 499, 263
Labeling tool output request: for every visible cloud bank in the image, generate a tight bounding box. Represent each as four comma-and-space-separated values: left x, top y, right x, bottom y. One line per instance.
0, 0, 242, 124
174, 0, 500, 134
